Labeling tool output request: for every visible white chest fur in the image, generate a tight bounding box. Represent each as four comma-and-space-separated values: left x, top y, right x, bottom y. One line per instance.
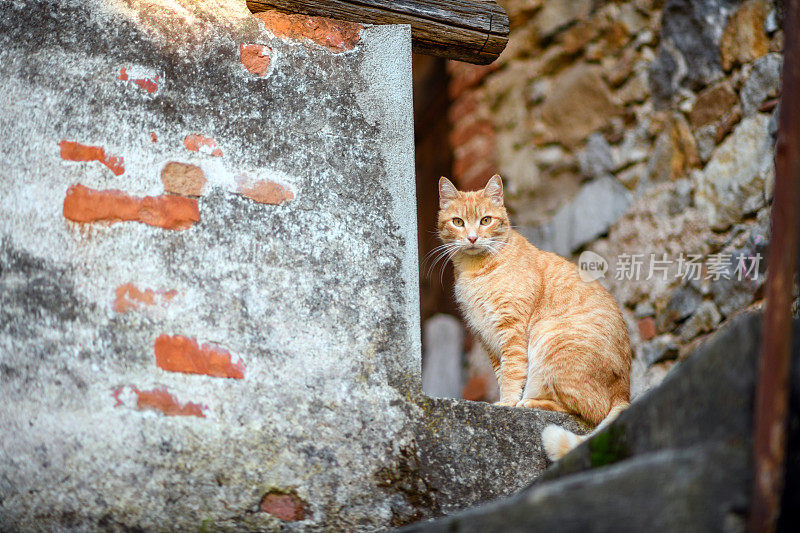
454, 276, 504, 356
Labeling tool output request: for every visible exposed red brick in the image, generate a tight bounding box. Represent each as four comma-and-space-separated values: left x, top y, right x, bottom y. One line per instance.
134, 387, 206, 417
118, 67, 158, 93
638, 317, 657, 342
58, 140, 125, 176
449, 120, 494, 150
236, 177, 294, 205
447, 62, 498, 100
260, 491, 308, 521
183, 134, 223, 157
150, 132, 158, 142
114, 283, 177, 313
452, 135, 495, 189
154, 335, 244, 379
448, 92, 480, 125
161, 162, 207, 197
134, 77, 158, 93
111, 388, 125, 407
115, 283, 154, 312
240, 43, 272, 76
253, 10, 361, 53
63, 184, 200, 230
462, 375, 490, 402
459, 161, 497, 191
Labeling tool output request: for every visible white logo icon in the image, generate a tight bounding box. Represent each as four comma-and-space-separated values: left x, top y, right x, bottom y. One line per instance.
578, 250, 609, 282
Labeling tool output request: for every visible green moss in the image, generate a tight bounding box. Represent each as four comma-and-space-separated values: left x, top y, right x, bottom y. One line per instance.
588, 424, 629, 467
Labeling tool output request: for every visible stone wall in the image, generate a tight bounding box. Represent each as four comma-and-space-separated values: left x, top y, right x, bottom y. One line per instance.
442, 0, 781, 399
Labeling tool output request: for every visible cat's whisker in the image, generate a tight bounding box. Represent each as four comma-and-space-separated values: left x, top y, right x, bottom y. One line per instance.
424, 243, 457, 266
425, 243, 460, 278
429, 244, 459, 282
438, 247, 459, 286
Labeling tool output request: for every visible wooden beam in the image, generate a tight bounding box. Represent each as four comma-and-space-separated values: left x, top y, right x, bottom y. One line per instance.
247, 0, 509, 65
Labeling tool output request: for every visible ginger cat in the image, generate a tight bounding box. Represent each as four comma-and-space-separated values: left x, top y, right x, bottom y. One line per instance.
437, 174, 631, 460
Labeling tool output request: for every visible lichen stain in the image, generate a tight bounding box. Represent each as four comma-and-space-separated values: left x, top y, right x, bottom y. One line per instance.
253, 10, 362, 53
62, 184, 200, 230
240, 43, 271, 76
154, 335, 245, 379
183, 134, 223, 157
58, 140, 125, 176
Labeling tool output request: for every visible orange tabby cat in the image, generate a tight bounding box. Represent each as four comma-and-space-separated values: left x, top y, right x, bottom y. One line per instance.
437, 174, 631, 460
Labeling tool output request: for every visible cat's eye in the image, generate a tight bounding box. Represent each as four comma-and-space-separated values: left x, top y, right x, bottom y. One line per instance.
452, 217, 464, 227
480, 216, 492, 225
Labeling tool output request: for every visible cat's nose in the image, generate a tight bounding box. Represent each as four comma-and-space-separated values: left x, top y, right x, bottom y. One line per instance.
468, 236, 478, 244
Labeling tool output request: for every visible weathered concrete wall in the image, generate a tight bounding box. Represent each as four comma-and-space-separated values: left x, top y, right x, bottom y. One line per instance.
0, 1, 584, 530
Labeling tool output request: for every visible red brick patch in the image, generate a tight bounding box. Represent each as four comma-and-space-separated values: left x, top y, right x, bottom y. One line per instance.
183, 134, 223, 157
161, 162, 207, 197
154, 335, 244, 379
235, 177, 294, 205
240, 43, 272, 76
449, 120, 494, 150
135, 388, 205, 417
447, 62, 498, 100
260, 491, 308, 521
114, 283, 177, 313
254, 10, 361, 53
112, 386, 206, 417
118, 67, 159, 94
58, 140, 125, 176
63, 184, 200, 230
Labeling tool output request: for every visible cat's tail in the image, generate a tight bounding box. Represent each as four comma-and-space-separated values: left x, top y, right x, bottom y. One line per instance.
541, 401, 629, 461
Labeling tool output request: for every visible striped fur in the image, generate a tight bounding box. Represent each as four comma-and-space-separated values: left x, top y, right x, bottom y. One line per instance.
438, 175, 631, 460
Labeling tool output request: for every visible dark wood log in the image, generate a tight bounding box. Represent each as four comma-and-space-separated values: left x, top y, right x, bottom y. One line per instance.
247, 0, 509, 64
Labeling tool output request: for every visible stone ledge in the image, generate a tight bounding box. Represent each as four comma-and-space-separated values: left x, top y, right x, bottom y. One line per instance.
413, 398, 589, 517
401, 312, 781, 532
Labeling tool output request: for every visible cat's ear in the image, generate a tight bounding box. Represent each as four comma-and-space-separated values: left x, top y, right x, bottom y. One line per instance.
483, 174, 504, 206
439, 177, 459, 209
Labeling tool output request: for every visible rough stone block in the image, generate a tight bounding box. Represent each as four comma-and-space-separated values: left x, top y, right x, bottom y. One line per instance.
694, 113, 774, 231
550, 176, 632, 256
404, 313, 778, 532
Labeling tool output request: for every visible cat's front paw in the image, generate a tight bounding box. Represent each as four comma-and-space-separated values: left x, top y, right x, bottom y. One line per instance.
493, 399, 517, 407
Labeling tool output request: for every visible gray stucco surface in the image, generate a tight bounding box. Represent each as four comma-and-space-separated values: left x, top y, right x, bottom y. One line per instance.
0, 1, 584, 530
